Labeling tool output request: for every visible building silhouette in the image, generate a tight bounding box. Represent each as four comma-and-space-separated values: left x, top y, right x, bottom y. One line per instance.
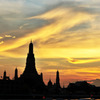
19, 41, 45, 93
56, 70, 60, 88
14, 68, 18, 80
0, 42, 61, 97
3, 70, 10, 80
0, 41, 99, 99
48, 79, 53, 88
3, 70, 6, 80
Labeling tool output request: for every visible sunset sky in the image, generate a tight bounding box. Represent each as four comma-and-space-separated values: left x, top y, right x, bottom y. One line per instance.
0, 0, 100, 87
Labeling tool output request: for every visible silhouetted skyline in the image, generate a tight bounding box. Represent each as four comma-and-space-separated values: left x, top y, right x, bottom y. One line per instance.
0, 42, 100, 99
0, 0, 100, 87
1, 42, 61, 88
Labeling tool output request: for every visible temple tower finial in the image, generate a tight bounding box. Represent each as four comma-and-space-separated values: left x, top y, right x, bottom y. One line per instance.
29, 41, 33, 54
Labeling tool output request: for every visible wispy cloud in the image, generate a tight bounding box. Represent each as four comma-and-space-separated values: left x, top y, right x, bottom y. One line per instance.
0, 4, 97, 59
19, 23, 29, 29
5, 35, 12, 38
5, 35, 16, 39
67, 58, 100, 64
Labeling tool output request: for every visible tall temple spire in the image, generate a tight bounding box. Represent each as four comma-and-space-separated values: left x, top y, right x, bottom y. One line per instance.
40, 73, 43, 81
14, 68, 18, 80
29, 41, 33, 54
20, 41, 38, 79
56, 70, 60, 88
3, 70, 6, 80
20, 42, 45, 92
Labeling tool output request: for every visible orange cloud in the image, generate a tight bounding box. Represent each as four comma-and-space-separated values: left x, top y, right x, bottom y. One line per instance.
67, 58, 100, 64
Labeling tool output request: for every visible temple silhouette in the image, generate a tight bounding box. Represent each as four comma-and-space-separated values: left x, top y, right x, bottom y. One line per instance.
1, 42, 100, 99
0, 42, 62, 98
20, 41, 45, 93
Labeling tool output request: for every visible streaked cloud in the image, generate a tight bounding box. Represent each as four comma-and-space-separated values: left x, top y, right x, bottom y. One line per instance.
19, 23, 29, 29
5, 35, 12, 38
67, 58, 100, 64
5, 35, 16, 39
0, 5, 95, 56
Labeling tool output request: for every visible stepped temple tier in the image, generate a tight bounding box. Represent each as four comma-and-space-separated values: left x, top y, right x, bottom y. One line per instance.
0, 42, 100, 99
